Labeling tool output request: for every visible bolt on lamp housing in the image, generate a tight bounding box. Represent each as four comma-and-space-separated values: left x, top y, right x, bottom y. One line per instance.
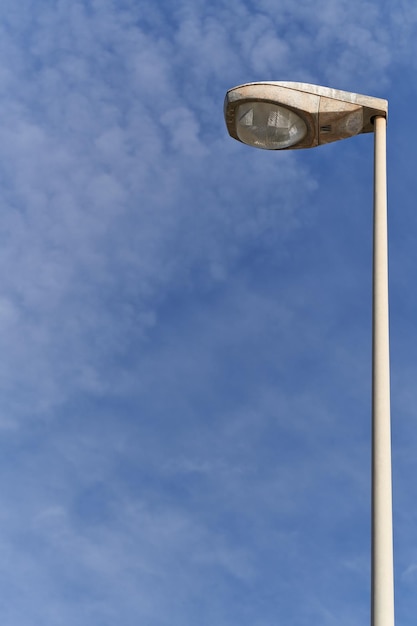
224, 82, 388, 150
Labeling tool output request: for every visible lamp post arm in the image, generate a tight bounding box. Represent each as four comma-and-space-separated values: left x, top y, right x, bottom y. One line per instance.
371, 115, 395, 626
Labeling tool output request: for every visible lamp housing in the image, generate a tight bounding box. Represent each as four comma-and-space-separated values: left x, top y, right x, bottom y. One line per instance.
224, 82, 388, 150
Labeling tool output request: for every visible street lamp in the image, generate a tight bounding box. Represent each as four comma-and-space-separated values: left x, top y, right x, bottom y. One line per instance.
224, 82, 392, 626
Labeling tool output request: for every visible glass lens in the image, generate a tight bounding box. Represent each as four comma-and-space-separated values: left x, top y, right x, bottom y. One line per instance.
236, 102, 307, 149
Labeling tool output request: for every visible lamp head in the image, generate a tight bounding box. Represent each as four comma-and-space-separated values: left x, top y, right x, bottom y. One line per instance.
224, 82, 388, 150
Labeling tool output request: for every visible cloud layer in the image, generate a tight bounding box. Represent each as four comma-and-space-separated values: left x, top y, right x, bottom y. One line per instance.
0, 1, 416, 624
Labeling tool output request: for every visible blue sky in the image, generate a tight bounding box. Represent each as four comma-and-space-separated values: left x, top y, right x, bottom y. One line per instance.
0, 0, 416, 624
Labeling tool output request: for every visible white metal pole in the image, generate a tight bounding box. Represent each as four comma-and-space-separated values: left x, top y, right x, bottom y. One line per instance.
371, 115, 394, 626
